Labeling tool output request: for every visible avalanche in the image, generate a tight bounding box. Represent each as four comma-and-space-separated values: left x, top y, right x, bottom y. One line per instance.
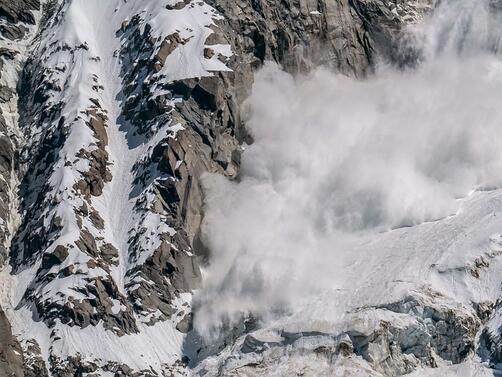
192, 0, 502, 375
1, 0, 502, 375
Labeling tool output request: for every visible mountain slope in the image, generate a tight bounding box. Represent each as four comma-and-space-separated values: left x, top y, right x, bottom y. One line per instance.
3, 0, 502, 376
0, 0, 237, 374
188, 1, 502, 376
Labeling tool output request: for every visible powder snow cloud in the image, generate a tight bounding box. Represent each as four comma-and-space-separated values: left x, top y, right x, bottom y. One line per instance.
193, 0, 502, 336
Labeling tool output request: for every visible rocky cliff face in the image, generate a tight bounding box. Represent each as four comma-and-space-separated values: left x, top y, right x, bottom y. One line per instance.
0, 1, 43, 375
1, 0, 501, 376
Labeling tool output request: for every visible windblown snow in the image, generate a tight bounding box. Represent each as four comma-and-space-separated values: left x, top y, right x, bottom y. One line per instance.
192, 0, 502, 375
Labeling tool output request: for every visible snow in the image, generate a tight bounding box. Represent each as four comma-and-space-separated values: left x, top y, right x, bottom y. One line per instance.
0, 0, 232, 374
0, 2, 43, 259
196, 138, 502, 373
192, 0, 502, 375
203, 43, 233, 71
10, 305, 185, 371
407, 362, 496, 377
168, 122, 186, 139
2, 0, 501, 375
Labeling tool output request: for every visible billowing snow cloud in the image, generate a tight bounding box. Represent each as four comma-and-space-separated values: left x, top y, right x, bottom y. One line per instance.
193, 0, 502, 336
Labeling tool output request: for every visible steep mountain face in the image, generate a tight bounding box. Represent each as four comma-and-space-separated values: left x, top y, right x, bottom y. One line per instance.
189, 0, 502, 376
2, 0, 502, 376
0, 1, 41, 375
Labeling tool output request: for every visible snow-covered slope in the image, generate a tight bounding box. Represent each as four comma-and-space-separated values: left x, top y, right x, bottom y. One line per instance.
0, 0, 236, 375
2, 0, 502, 376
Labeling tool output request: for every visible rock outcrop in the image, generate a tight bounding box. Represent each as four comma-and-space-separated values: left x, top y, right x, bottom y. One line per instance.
0, 308, 23, 377
0, 1, 47, 376
0, 0, 40, 265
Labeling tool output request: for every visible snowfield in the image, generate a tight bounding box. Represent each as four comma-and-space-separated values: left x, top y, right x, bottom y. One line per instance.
0, 0, 233, 374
